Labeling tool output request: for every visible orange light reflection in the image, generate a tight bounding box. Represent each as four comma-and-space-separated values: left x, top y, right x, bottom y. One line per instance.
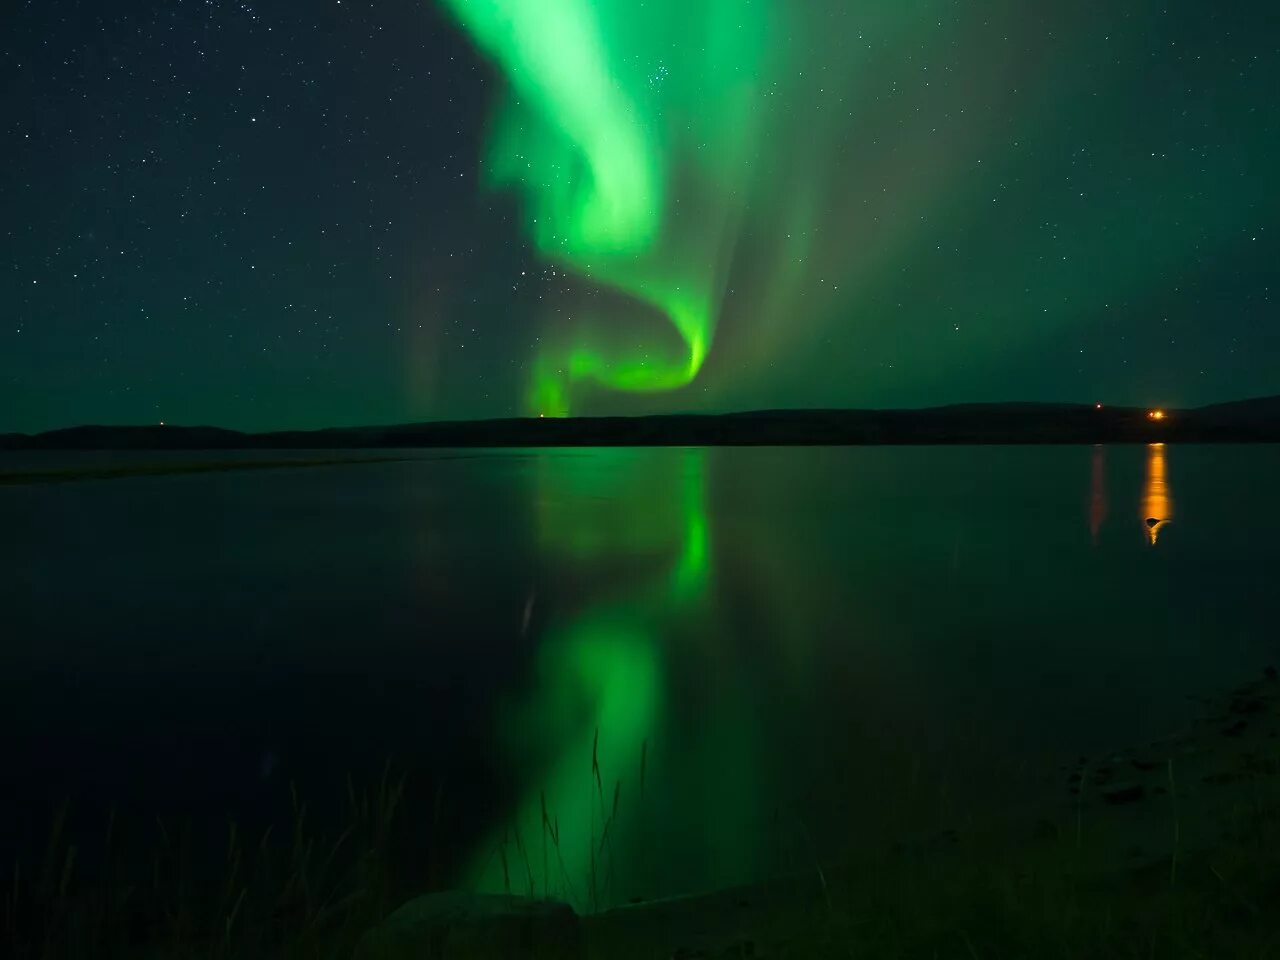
1141, 442, 1173, 544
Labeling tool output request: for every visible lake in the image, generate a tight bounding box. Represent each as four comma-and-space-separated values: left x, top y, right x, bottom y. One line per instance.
3, 444, 1278, 907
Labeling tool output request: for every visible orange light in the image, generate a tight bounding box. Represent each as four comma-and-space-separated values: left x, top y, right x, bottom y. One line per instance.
1142, 442, 1173, 544
1147, 410, 1166, 421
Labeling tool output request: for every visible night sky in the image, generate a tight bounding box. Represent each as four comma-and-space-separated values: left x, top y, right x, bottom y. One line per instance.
3, 0, 1277, 433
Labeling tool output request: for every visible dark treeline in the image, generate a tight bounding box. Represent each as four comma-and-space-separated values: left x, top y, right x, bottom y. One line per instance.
4, 396, 1280, 449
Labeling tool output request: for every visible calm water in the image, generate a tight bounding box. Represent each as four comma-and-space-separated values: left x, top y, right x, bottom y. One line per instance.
3, 445, 1279, 904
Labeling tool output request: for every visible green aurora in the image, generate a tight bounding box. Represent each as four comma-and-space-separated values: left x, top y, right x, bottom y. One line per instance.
436, 0, 1277, 419
5, 2, 1275, 431
438, 0, 776, 415
4, 1, 1276, 432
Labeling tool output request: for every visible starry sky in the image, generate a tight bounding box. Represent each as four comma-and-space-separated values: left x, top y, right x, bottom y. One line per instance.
2, 0, 1276, 432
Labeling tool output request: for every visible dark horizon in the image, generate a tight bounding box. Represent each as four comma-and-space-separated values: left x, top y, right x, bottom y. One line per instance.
6, 393, 1280, 450
5, 391, 1279, 436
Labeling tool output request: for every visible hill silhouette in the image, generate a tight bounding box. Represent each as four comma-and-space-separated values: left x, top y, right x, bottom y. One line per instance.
3, 397, 1279, 449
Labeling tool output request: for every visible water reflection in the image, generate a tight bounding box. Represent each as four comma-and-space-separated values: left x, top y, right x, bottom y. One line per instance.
1141, 443, 1174, 544
468, 448, 733, 906
1089, 445, 1107, 545
471, 443, 1185, 905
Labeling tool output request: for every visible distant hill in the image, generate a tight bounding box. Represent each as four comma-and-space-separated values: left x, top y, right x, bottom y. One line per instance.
1191, 394, 1280, 425
2, 397, 1279, 450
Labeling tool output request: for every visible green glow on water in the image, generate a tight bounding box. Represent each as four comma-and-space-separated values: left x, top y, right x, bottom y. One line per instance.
468, 449, 716, 904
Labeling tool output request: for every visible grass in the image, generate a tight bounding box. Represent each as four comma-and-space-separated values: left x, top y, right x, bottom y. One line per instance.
4, 766, 410, 960
758, 747, 1280, 958
487, 727, 635, 914
816, 821, 1280, 958
8, 702, 1280, 959
576, 700, 1280, 960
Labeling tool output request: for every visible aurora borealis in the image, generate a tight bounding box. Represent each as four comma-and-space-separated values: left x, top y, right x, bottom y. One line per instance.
438, 0, 769, 415
3, 0, 1278, 430
6, 0, 1280, 939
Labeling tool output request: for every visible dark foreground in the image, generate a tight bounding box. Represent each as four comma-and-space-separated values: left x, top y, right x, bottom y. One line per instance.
4, 395, 1280, 450
9, 669, 1280, 959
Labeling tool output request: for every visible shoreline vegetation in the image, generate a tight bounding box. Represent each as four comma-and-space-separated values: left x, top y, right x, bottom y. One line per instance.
4, 395, 1280, 452
8, 666, 1280, 959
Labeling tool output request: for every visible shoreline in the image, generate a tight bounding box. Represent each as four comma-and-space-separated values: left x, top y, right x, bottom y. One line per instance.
6, 399, 1280, 450
8, 665, 1278, 956
361, 664, 1280, 958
